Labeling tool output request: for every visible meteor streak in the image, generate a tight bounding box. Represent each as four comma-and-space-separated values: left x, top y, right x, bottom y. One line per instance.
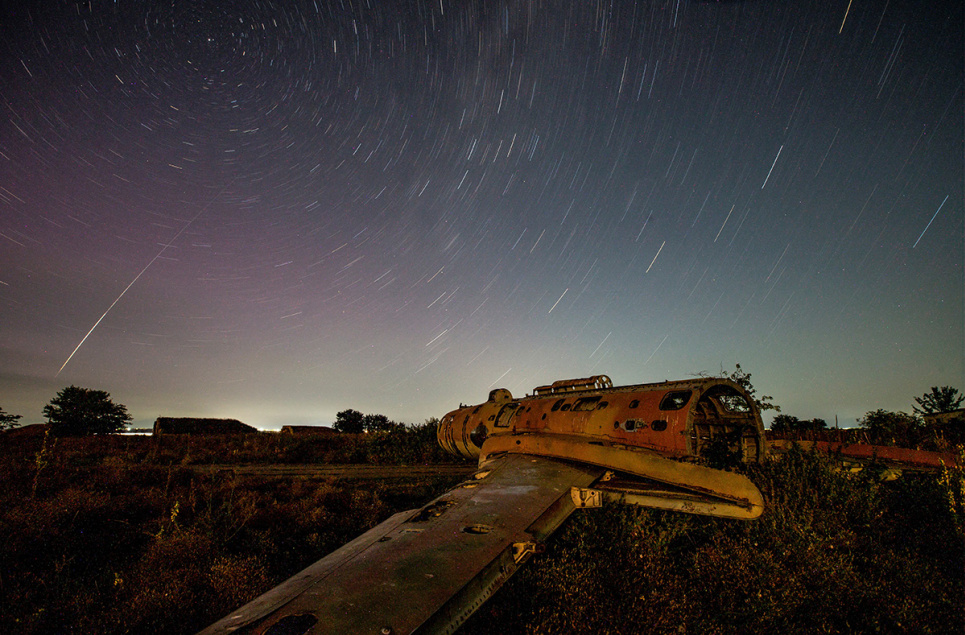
56, 186, 228, 377
547, 288, 568, 314
761, 144, 784, 189
646, 240, 666, 273
912, 194, 949, 249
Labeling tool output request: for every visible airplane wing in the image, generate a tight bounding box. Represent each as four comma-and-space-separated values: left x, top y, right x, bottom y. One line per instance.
198, 453, 605, 635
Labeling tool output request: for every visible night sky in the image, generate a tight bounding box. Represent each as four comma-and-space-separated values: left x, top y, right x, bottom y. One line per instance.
1, 0, 961, 430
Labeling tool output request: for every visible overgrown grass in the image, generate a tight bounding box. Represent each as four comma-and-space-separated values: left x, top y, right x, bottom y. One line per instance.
2, 430, 961, 634
0, 428, 469, 634
460, 446, 964, 634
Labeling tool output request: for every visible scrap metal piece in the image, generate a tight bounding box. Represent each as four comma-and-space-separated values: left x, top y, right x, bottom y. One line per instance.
198, 454, 603, 635
482, 433, 764, 519
203, 374, 773, 635
767, 439, 960, 471
570, 487, 603, 508
438, 376, 766, 464
511, 541, 542, 564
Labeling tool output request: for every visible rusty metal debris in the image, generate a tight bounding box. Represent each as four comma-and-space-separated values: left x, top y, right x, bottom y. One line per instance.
439, 375, 766, 520
203, 373, 963, 635
201, 374, 773, 635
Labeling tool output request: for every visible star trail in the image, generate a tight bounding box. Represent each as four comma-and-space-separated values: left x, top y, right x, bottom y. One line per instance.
1, 0, 962, 429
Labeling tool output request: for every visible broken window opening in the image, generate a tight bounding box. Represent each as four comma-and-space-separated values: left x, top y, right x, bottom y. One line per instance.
574, 396, 602, 411
659, 390, 692, 411
717, 393, 751, 413
495, 403, 519, 427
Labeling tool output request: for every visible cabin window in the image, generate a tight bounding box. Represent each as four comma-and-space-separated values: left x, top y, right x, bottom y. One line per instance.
659, 390, 692, 411
551, 399, 565, 412
495, 404, 518, 427
574, 396, 602, 411
560, 403, 572, 411
629, 399, 640, 409
651, 419, 668, 431
596, 401, 609, 409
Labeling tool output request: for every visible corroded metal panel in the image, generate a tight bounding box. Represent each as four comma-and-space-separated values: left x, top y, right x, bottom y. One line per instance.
481, 433, 763, 519
205, 375, 772, 635
198, 454, 603, 635
438, 376, 765, 464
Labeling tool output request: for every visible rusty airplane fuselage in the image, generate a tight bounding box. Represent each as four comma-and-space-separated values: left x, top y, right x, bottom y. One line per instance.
439, 374, 765, 466
199, 375, 767, 635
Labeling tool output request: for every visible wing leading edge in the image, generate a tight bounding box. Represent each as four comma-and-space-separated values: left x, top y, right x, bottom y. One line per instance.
198, 453, 605, 635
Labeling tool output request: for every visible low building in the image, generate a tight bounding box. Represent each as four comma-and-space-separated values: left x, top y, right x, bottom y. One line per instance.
153, 417, 257, 435
280, 425, 337, 435
923, 409, 965, 427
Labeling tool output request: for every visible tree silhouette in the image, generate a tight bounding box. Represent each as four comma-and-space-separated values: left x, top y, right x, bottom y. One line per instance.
43, 386, 132, 436
334, 410, 401, 433
913, 386, 964, 415
362, 413, 400, 433
720, 363, 781, 413
859, 409, 921, 445
770, 414, 827, 433
0, 406, 22, 432
334, 409, 364, 433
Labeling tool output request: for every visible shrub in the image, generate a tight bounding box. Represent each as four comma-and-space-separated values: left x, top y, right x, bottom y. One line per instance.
3, 427, 960, 634
460, 446, 964, 634
0, 432, 467, 635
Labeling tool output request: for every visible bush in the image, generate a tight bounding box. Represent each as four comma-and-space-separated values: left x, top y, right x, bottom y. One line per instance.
3, 428, 960, 634
460, 446, 963, 634
0, 431, 467, 635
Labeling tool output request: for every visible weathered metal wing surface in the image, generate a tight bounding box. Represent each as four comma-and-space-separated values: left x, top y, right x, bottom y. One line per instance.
482, 434, 764, 520
198, 454, 604, 635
